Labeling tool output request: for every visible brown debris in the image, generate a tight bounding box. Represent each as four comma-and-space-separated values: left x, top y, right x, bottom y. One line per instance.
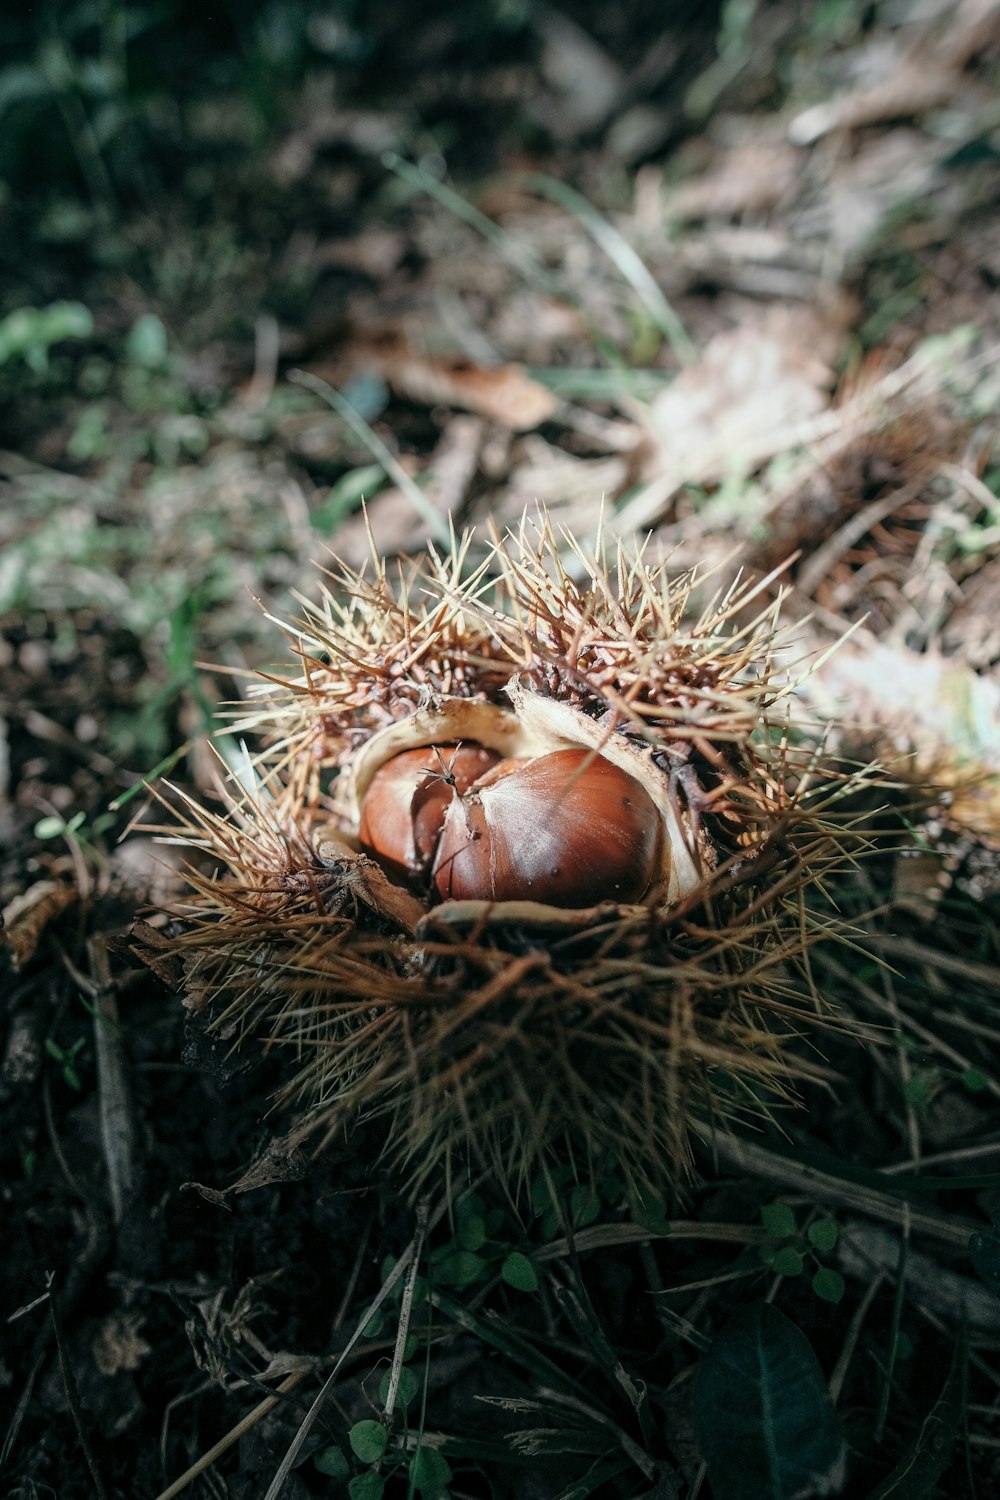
332, 330, 560, 430
1, 879, 78, 970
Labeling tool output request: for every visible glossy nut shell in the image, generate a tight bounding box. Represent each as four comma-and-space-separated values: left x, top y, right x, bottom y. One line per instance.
358, 743, 501, 886
432, 747, 662, 907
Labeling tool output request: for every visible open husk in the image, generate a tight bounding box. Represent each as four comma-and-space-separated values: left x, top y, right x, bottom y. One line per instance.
135, 514, 873, 1194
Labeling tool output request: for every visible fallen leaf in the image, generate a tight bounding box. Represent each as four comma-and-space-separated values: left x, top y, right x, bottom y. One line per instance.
789, 0, 1000, 145
619, 302, 845, 534
183, 1132, 310, 1205
328, 415, 484, 568
333, 331, 560, 430
92, 1311, 152, 1378
798, 641, 1000, 845
130, 918, 188, 991
665, 140, 799, 222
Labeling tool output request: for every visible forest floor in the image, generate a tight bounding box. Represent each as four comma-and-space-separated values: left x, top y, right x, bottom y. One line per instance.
2, 3, 1000, 1497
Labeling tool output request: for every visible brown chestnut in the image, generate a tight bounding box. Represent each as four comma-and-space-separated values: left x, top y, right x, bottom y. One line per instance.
432, 747, 662, 907
358, 743, 501, 887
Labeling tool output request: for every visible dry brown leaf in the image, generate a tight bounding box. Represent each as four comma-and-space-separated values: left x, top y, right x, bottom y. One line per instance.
382, 349, 559, 430
1, 879, 77, 970
183, 1133, 310, 1206
130, 918, 188, 991
333, 331, 559, 430
822, 129, 941, 265
790, 58, 964, 145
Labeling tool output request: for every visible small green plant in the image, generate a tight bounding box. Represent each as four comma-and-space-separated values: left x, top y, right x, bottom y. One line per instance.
0, 301, 93, 372
312, 1399, 455, 1499
44, 1036, 85, 1092
34, 807, 113, 857
759, 1202, 846, 1304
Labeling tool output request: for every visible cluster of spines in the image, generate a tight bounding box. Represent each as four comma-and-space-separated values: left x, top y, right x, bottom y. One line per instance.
140, 515, 872, 1193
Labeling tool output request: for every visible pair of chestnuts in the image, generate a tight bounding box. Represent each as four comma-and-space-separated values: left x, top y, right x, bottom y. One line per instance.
344, 682, 708, 913
358, 741, 663, 908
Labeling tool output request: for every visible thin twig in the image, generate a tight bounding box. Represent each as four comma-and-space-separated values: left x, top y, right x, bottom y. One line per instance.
829, 1271, 886, 1405
260, 1214, 428, 1500
383, 1200, 428, 1424
153, 1372, 306, 1500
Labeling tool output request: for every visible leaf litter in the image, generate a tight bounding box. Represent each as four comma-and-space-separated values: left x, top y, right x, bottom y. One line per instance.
1, 4, 1000, 1498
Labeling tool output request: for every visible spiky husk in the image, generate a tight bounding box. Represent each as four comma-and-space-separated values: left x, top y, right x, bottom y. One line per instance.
139, 516, 871, 1195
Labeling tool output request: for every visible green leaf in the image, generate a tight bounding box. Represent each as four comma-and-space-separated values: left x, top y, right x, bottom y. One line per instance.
484, 1207, 505, 1237
348, 1473, 385, 1500
501, 1251, 539, 1293
34, 815, 68, 840
0, 301, 93, 367
904, 1072, 937, 1112
312, 463, 386, 532
629, 1184, 670, 1235
811, 1268, 846, 1305
378, 1365, 420, 1409
772, 1247, 804, 1278
807, 1219, 839, 1253
962, 1067, 990, 1093
970, 1220, 1000, 1297
456, 1190, 485, 1221
761, 1202, 797, 1240
313, 1444, 351, 1477
126, 312, 168, 368
348, 1420, 388, 1464
530, 1165, 573, 1216
409, 1446, 453, 1492
570, 1185, 601, 1228
432, 1251, 488, 1289
456, 1213, 488, 1251
692, 1302, 845, 1500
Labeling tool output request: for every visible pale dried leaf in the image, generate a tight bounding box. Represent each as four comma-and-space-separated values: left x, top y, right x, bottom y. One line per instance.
330, 416, 483, 568
2, 1010, 43, 1087
799, 641, 1000, 843
91, 1311, 152, 1378
183, 1133, 310, 1206
892, 849, 950, 922
789, 57, 962, 145
1, 879, 78, 970
665, 142, 799, 222
533, 8, 624, 136
823, 130, 941, 264
838, 1219, 1000, 1331
639, 303, 842, 487
486, 437, 628, 528
789, 0, 1000, 144
314, 228, 406, 278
